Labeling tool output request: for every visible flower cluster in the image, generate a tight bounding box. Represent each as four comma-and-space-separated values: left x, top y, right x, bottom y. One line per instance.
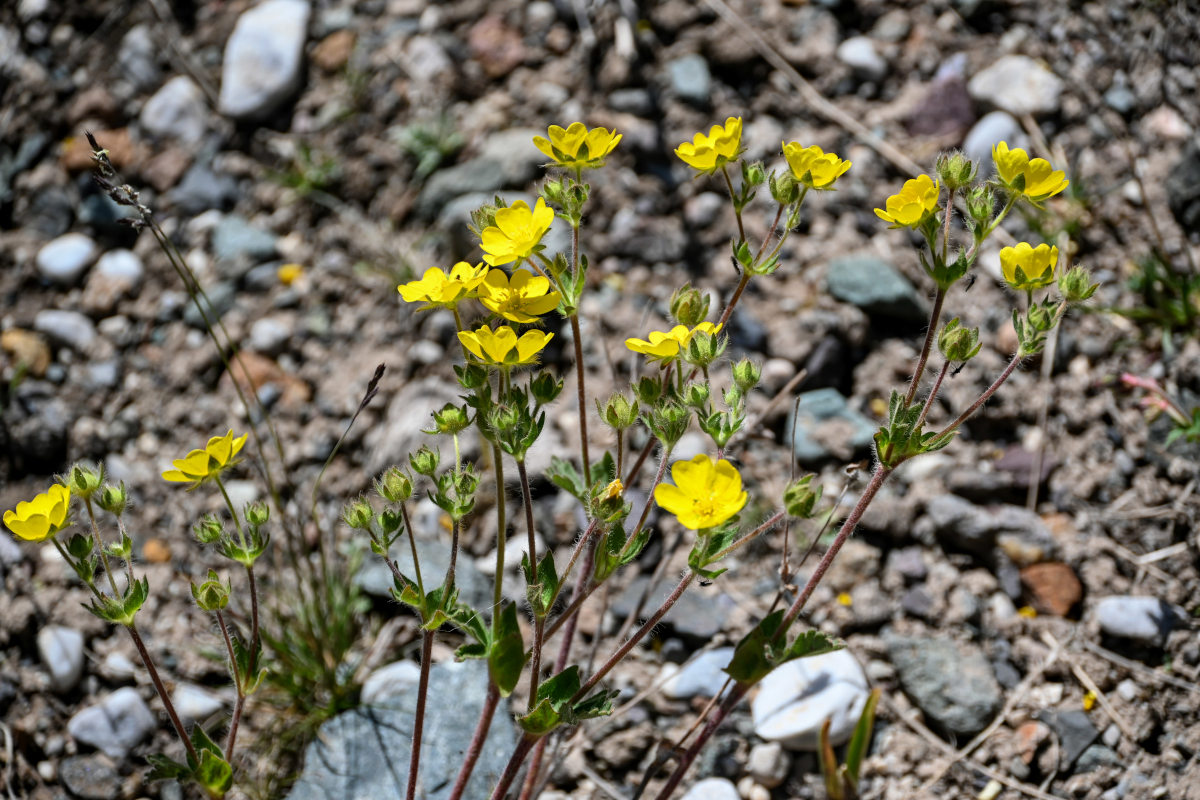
398, 262, 488, 310
625, 322, 722, 363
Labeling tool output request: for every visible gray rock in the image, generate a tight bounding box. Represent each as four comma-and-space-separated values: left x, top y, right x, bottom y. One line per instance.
924, 494, 1054, 564
78, 192, 137, 232
1166, 140, 1200, 234
964, 111, 1030, 171
172, 683, 225, 722
608, 208, 687, 262
609, 88, 653, 115
747, 741, 790, 788
28, 186, 74, 237
1094, 596, 1181, 647
34, 310, 97, 352
836, 36, 887, 81
1040, 709, 1099, 768
827, 256, 926, 321
1103, 85, 1136, 116
140, 75, 209, 144
668, 54, 712, 105
415, 129, 543, 219
661, 647, 734, 699
36, 233, 98, 287
249, 316, 292, 355
58, 754, 123, 800
0, 535, 22, 568
611, 577, 734, 641
360, 660, 421, 705
357, 535, 492, 615
885, 633, 1001, 737
183, 281, 236, 328
751, 649, 869, 751
67, 687, 157, 759
212, 215, 278, 263
287, 659, 515, 800
1076, 743, 1121, 773
681, 778, 740, 800
85, 360, 121, 390
37, 625, 84, 693
787, 388, 877, 464
171, 165, 238, 214
218, 0, 310, 121
967, 55, 1064, 117
117, 25, 162, 91
94, 249, 145, 289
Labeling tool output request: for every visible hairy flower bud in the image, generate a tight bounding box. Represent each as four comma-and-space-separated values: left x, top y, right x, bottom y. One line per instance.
769, 171, 801, 205
683, 329, 725, 369
530, 371, 564, 405
69, 464, 103, 499
634, 376, 663, 407
936, 151, 976, 191
649, 402, 690, 449
429, 403, 471, 435
190, 569, 231, 612
966, 185, 995, 228
670, 284, 711, 328
193, 513, 224, 544
683, 382, 711, 409
375, 466, 414, 504
937, 318, 982, 363
409, 445, 440, 476
96, 483, 128, 516
341, 497, 374, 530
783, 474, 822, 519
598, 392, 639, 431
1057, 265, 1099, 304
244, 501, 269, 527
732, 358, 761, 393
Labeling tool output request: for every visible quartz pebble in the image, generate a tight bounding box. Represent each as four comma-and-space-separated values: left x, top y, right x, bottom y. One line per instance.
37, 625, 84, 693
751, 649, 870, 751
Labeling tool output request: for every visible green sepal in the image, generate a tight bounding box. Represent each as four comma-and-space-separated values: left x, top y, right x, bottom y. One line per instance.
723, 610, 843, 687
521, 551, 559, 619
104, 532, 133, 559
66, 532, 93, 560
592, 522, 650, 584
686, 522, 740, 579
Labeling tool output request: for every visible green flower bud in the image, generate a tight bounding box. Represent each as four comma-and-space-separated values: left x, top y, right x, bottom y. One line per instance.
530, 371, 564, 405
409, 445, 440, 476
96, 483, 128, 516
70, 464, 103, 499
375, 466, 414, 504
731, 358, 761, 393
429, 402, 471, 435
783, 474, 822, 519
342, 497, 374, 530
468, 197, 501, 235
670, 284, 711, 328
193, 513, 224, 544
455, 363, 489, 390
937, 317, 982, 363
682, 330, 725, 369
190, 569, 231, 612
1027, 302, 1057, 333
634, 376, 662, 407
966, 185, 995, 228
742, 160, 767, 187
936, 151, 976, 191
769, 171, 801, 205
683, 382, 710, 409
244, 501, 269, 527
649, 402, 690, 448
1057, 265, 1099, 304
540, 178, 567, 207
597, 392, 639, 431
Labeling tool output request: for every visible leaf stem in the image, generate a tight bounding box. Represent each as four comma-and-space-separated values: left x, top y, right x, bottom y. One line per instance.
406, 630, 434, 800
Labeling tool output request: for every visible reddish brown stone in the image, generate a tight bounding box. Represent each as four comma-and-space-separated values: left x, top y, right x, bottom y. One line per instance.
61, 128, 138, 172
1020, 562, 1083, 617
468, 16, 527, 79
313, 29, 355, 72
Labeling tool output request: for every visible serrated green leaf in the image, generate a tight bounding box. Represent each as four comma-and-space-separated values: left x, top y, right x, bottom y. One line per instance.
145, 754, 190, 782
547, 457, 585, 500
518, 697, 561, 737
194, 748, 233, 795
572, 688, 617, 721
456, 642, 488, 660
784, 629, 843, 662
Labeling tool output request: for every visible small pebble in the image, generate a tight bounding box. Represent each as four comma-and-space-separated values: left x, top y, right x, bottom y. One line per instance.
37, 625, 85, 693
36, 233, 99, 287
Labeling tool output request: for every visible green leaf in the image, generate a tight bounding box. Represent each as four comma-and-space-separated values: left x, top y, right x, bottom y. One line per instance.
455, 642, 488, 660
724, 612, 844, 687
489, 602, 526, 697
547, 456, 585, 500
571, 688, 617, 721
518, 697, 561, 737
194, 748, 233, 796
844, 687, 881, 783
535, 664, 581, 707
783, 629, 843, 662
145, 754, 190, 783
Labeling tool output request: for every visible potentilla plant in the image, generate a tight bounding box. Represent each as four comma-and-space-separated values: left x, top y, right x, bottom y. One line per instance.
4, 123, 1091, 799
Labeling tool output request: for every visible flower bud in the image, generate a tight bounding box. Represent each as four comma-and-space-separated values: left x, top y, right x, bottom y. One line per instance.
190, 570, 231, 612
540, 178, 567, 207
409, 445, 440, 476
193, 513, 224, 544
769, 171, 801, 205
597, 392, 639, 431
530, 371, 564, 405
732, 358, 761, 393
244, 501, 270, 527
937, 317, 982, 363
683, 330, 725, 369
469, 198, 500, 234
430, 402, 471, 435
1057, 265, 1098, 304
683, 382, 710, 409
375, 466, 414, 504
966, 185, 995, 228
634, 376, 662, 407
455, 363, 489, 390
649, 402, 690, 448
742, 160, 766, 187
69, 464, 103, 499
936, 151, 976, 191
96, 483, 128, 516
341, 497, 374, 530
783, 474, 822, 519
670, 284, 711, 328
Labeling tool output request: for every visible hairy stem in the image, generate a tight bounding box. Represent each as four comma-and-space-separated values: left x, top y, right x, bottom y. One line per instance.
929, 349, 1027, 449
517, 459, 545, 707
489, 733, 536, 800
128, 624, 199, 766
570, 314, 591, 473
653, 683, 750, 798
493, 443, 507, 611
915, 360, 951, 430
904, 286, 946, 407
406, 630, 435, 800
447, 680, 501, 800
721, 164, 747, 245
216, 611, 245, 762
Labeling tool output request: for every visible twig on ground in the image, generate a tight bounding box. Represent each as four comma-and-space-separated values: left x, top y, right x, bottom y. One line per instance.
1041, 631, 1138, 743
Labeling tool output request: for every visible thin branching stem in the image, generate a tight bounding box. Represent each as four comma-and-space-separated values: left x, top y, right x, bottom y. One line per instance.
492, 443, 508, 611
216, 610, 245, 762
406, 630, 435, 800
721, 164, 747, 245
447, 681, 501, 800
916, 360, 952, 430
128, 623, 200, 766
517, 459, 546, 706
904, 286, 946, 407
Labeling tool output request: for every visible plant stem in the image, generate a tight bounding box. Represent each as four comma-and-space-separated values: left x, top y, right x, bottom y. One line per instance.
447, 680, 501, 800
552, 518, 599, 608
653, 683, 750, 798
721, 164, 747, 245
489, 733, 536, 800
82, 498, 121, 598
710, 509, 785, 562
517, 459, 546, 707
400, 502, 425, 596
915, 360, 951, 430
752, 203, 786, 264
128, 624, 200, 766
928, 349, 1024, 448
570, 313, 591, 473
572, 570, 695, 704
493, 443, 508, 611
406, 630, 434, 800
941, 187, 956, 265
716, 272, 752, 331
216, 610, 245, 762
245, 566, 260, 672
904, 286, 946, 407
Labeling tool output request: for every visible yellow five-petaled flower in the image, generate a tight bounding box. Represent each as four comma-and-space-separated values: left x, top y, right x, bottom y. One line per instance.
625, 322, 722, 363
398, 262, 488, 310
654, 454, 748, 531
992, 141, 1069, 204
875, 174, 940, 228
782, 142, 852, 189
480, 199, 555, 267
674, 117, 743, 175
3, 483, 70, 542
163, 430, 248, 489
533, 122, 622, 172
479, 269, 561, 323
1000, 242, 1059, 291
458, 325, 554, 368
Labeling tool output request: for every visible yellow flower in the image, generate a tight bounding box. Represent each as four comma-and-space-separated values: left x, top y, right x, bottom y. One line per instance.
277, 263, 304, 286
163, 430, 248, 489
4, 484, 70, 542
674, 117, 743, 175
625, 322, 722, 363
480, 199, 555, 267
782, 142, 852, 189
991, 141, 1069, 204
398, 262, 487, 310
1000, 242, 1059, 291
874, 174, 940, 228
654, 454, 748, 530
479, 269, 561, 323
533, 122, 622, 171
458, 325, 553, 367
